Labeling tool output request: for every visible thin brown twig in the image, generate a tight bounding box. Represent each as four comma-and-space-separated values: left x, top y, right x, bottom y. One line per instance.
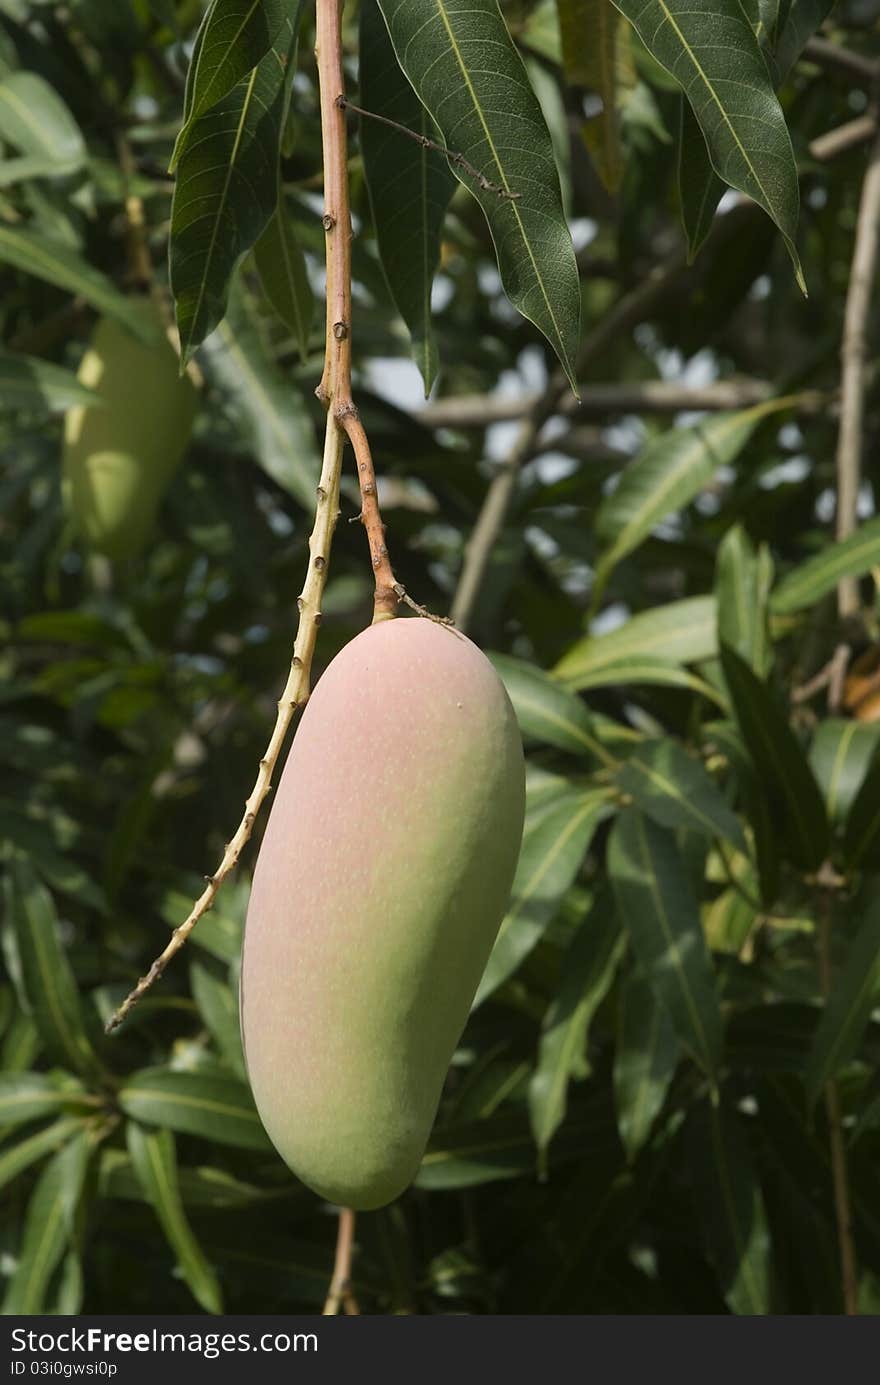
338, 94, 521, 202
322, 1208, 360, 1315
803, 36, 880, 86
315, 7, 398, 623
835, 130, 880, 619
450, 249, 689, 632
817, 878, 859, 1315
809, 113, 878, 163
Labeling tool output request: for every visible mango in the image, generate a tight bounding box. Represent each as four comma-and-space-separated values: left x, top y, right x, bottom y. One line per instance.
240, 617, 525, 1209
62, 299, 197, 559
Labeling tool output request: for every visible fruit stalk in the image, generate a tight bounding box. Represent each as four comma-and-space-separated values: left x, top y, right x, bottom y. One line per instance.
315, 0, 398, 621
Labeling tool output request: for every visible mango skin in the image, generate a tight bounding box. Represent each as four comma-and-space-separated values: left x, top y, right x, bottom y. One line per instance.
241, 618, 525, 1209
62, 300, 196, 560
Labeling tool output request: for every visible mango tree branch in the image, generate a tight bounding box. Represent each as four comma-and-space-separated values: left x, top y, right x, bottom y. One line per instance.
105, 417, 343, 1034
835, 129, 880, 622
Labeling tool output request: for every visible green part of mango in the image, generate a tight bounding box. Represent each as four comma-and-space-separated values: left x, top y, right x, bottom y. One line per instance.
240, 617, 526, 1210
62, 299, 197, 560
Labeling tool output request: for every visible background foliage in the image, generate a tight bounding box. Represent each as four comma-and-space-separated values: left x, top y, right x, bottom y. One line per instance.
2, 0, 880, 1315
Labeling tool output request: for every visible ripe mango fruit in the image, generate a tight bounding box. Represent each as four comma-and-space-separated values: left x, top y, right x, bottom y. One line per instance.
62, 300, 197, 559
241, 617, 525, 1209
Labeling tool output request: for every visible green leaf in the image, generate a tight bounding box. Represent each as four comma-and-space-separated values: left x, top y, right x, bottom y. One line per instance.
0, 225, 160, 341
608, 808, 723, 1080
0, 348, 100, 413
172, 0, 292, 164
126, 1122, 223, 1314
99, 1147, 281, 1210
529, 893, 625, 1166
843, 745, 880, 870
170, 9, 299, 361
612, 0, 803, 287
3, 857, 101, 1078
474, 787, 614, 1006
417, 1103, 616, 1189
766, 0, 834, 83
809, 720, 880, 827
0, 1117, 85, 1194
119, 1067, 272, 1151
593, 398, 793, 601
202, 275, 320, 508
376, 0, 580, 389
0, 71, 85, 175
190, 958, 245, 1075
689, 1098, 771, 1315
2, 1129, 91, 1315
805, 901, 880, 1106
253, 198, 315, 363
613, 966, 680, 1158
558, 0, 626, 192
554, 596, 719, 687
617, 739, 746, 849
720, 644, 828, 871
715, 523, 774, 677
0, 1071, 88, 1130
677, 98, 724, 259
770, 516, 880, 616
360, 0, 456, 392
489, 653, 614, 761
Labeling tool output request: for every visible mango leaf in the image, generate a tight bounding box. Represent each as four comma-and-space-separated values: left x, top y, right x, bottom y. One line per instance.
608, 808, 723, 1080
529, 893, 625, 1167
489, 653, 613, 761
0, 1116, 84, 1193
612, 0, 803, 286
170, 9, 299, 362
190, 959, 245, 1075
558, 0, 626, 192
160, 882, 243, 963
805, 901, 880, 1106
172, 0, 292, 163
474, 787, 615, 1006
201, 275, 319, 508
0, 349, 99, 413
689, 1098, 771, 1315
0, 71, 85, 174
99, 1147, 282, 1211
715, 523, 773, 678
2, 1130, 91, 1315
613, 966, 680, 1158
417, 1102, 617, 1189
376, 0, 580, 390
253, 197, 315, 363
360, 0, 456, 392
0, 1071, 89, 1131
0, 225, 160, 342
809, 720, 880, 827
555, 596, 718, 688
119, 1067, 272, 1151
770, 516, 880, 616
676, 0, 831, 257
617, 739, 746, 849
126, 1122, 223, 1314
843, 745, 880, 869
677, 99, 724, 259
593, 398, 794, 601
720, 644, 828, 871
3, 856, 101, 1078
762, 0, 834, 84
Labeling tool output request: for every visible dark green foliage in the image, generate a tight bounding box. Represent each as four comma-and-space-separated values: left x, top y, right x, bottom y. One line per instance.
1, 0, 878, 1318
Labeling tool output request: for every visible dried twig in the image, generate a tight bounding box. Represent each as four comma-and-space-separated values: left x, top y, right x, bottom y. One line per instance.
450, 250, 689, 632
835, 130, 880, 620
338, 94, 521, 202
